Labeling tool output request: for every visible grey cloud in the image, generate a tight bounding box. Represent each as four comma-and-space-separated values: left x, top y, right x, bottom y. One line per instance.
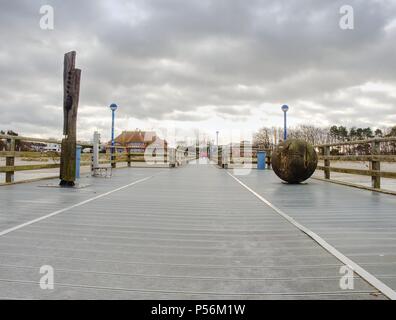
0, 0, 396, 139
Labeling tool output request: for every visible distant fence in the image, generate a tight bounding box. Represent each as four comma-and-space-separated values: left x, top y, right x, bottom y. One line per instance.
105, 145, 196, 168
314, 137, 396, 190
0, 133, 196, 184
210, 145, 272, 168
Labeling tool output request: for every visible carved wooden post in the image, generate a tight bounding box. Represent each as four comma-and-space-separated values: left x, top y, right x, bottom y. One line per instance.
371, 140, 381, 189
60, 51, 81, 186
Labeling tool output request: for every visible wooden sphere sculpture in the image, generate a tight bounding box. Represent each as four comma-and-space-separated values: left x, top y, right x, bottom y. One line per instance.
271, 139, 318, 183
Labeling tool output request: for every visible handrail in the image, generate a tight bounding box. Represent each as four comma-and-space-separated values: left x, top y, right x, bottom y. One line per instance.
318, 155, 396, 162
0, 134, 93, 147
313, 137, 396, 190
314, 137, 396, 148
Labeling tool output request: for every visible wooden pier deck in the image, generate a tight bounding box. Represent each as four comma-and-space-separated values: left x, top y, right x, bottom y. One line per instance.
0, 162, 395, 299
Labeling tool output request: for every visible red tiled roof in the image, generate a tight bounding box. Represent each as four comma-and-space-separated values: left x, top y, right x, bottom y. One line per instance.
109, 130, 167, 147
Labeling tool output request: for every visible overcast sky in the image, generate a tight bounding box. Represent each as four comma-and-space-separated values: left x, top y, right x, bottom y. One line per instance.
1, 0, 396, 144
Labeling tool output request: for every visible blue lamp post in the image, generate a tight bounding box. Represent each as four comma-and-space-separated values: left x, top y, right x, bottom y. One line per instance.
109, 103, 118, 168
281, 104, 289, 141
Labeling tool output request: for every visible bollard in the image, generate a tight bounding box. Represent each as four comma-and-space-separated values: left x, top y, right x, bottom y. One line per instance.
257, 151, 266, 170
76, 145, 82, 179
92, 132, 100, 171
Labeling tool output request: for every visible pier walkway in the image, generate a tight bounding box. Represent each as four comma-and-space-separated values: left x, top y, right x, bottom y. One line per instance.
0, 162, 396, 299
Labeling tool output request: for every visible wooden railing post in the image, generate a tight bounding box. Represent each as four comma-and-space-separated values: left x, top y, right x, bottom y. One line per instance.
5, 138, 15, 183
323, 146, 330, 179
169, 148, 176, 167
266, 150, 272, 169
223, 146, 229, 169
127, 147, 131, 167
111, 146, 116, 168
164, 148, 168, 165
218, 146, 222, 167
371, 140, 381, 189
92, 131, 100, 173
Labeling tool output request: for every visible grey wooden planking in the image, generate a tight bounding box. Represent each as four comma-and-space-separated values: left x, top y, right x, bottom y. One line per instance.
0, 163, 386, 299
0, 168, 157, 231
234, 168, 396, 296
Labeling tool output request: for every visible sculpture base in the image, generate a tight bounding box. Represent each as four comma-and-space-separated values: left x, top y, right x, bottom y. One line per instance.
281, 181, 308, 185
38, 183, 90, 189
59, 180, 75, 187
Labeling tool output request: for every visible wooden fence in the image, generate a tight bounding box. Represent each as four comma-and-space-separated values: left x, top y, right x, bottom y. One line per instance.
0, 134, 196, 184
4, 133, 395, 191
105, 146, 196, 168
0, 134, 92, 183
314, 137, 396, 190
212, 139, 396, 192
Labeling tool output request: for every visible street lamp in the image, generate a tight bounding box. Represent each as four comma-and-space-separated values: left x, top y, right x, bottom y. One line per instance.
109, 103, 118, 168
281, 104, 289, 141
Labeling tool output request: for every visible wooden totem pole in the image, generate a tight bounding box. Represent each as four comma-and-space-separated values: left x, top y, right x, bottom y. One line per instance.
59, 51, 81, 186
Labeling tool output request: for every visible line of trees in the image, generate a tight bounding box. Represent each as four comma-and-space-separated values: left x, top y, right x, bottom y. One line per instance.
253, 125, 396, 155
328, 126, 396, 142
253, 125, 331, 148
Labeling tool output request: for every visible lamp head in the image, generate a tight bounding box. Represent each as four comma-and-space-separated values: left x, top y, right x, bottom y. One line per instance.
281, 105, 289, 113
109, 103, 118, 112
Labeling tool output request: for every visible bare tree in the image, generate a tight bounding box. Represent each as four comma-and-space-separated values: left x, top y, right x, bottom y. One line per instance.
253, 127, 271, 149
288, 125, 330, 145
